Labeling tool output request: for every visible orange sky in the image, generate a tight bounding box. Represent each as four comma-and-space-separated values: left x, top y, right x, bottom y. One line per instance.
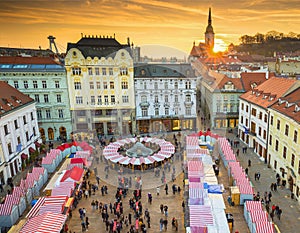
0, 0, 299, 58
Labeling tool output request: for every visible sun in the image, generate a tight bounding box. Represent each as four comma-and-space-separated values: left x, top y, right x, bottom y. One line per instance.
213, 39, 227, 53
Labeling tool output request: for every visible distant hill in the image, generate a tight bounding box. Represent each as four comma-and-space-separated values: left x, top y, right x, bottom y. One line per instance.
233, 40, 300, 57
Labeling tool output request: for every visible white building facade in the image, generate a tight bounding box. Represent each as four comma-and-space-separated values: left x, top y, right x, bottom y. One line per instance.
134, 63, 197, 134
0, 81, 40, 185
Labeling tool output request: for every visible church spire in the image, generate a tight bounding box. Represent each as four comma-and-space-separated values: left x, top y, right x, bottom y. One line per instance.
208, 7, 212, 25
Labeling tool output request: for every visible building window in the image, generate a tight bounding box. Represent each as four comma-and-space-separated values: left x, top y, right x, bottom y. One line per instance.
294, 130, 298, 143
165, 95, 169, 102
264, 114, 267, 123
141, 107, 148, 117
185, 81, 191, 89
34, 94, 40, 103
55, 81, 60, 88
251, 108, 257, 116
72, 67, 81, 75
46, 109, 51, 119
17, 136, 21, 144
275, 139, 279, 151
120, 67, 128, 75
121, 81, 128, 89
269, 134, 272, 145
223, 105, 228, 113
25, 132, 29, 141
37, 109, 42, 119
14, 119, 18, 129
259, 112, 262, 120
102, 68, 107, 75
122, 95, 129, 103
103, 82, 108, 89
270, 116, 273, 125
42, 80, 47, 88
7, 143, 12, 154
277, 120, 280, 130
97, 96, 102, 105
174, 95, 178, 103
74, 82, 82, 90
94, 110, 102, 116
141, 95, 147, 102
44, 94, 49, 103
24, 80, 28, 89
88, 67, 93, 75
154, 95, 159, 103
154, 82, 158, 90
241, 103, 244, 111
155, 107, 159, 116
104, 95, 109, 105
91, 96, 95, 105
245, 118, 248, 127
285, 124, 289, 136
4, 124, 9, 135
31, 112, 34, 120
186, 107, 191, 115
217, 104, 221, 112
164, 82, 168, 89
23, 115, 27, 124
258, 127, 262, 136
165, 108, 169, 115
111, 95, 115, 104
185, 94, 191, 102
75, 96, 83, 104
263, 130, 266, 140
240, 116, 244, 124
291, 154, 295, 167
174, 81, 178, 89
96, 82, 101, 89
298, 160, 300, 175
58, 109, 64, 118
14, 81, 19, 89
95, 68, 100, 75
109, 67, 113, 75
90, 82, 94, 89
33, 80, 38, 88
283, 146, 287, 159
57, 94, 62, 103
110, 82, 114, 89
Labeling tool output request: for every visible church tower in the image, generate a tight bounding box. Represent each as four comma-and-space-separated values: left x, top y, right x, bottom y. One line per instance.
205, 8, 215, 52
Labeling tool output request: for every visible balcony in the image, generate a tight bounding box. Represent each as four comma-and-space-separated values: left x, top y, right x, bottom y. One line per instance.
139, 101, 150, 107
184, 100, 193, 107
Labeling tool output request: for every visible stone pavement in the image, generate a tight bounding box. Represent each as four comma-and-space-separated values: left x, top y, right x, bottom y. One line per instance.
223, 131, 300, 233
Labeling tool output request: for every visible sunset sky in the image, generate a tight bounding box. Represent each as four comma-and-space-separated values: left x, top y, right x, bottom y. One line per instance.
0, 0, 299, 58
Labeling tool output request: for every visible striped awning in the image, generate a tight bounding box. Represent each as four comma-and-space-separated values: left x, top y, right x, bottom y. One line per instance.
20, 212, 67, 233
245, 201, 262, 211
189, 205, 214, 227
255, 221, 274, 233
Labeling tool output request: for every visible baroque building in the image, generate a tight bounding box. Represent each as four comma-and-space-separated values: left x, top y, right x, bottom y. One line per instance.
134, 63, 197, 133
65, 35, 136, 137
0, 81, 40, 185
0, 56, 72, 142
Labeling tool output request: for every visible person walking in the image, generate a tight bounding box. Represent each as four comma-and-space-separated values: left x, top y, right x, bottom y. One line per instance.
160, 204, 164, 214
165, 184, 168, 195
257, 172, 261, 181
245, 167, 248, 176
248, 159, 251, 167
157, 186, 160, 196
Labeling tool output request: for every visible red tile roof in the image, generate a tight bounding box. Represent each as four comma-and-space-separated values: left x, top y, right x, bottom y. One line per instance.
60, 166, 84, 182
0, 81, 34, 116
240, 77, 299, 108
0, 56, 59, 64
198, 56, 242, 65
240, 72, 267, 92
270, 87, 300, 124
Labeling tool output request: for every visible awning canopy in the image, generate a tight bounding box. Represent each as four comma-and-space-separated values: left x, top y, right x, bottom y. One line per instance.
21, 153, 28, 160
29, 147, 35, 154
34, 141, 41, 147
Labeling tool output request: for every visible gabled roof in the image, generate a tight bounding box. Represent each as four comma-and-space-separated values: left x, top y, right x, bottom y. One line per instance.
60, 166, 84, 182
240, 72, 267, 92
270, 87, 300, 124
198, 56, 242, 65
240, 77, 299, 108
0, 81, 34, 116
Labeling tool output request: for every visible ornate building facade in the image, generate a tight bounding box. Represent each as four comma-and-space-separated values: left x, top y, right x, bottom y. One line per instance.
65, 35, 136, 137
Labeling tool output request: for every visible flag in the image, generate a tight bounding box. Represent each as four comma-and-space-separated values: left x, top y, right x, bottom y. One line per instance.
243, 126, 249, 134
16, 144, 22, 152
